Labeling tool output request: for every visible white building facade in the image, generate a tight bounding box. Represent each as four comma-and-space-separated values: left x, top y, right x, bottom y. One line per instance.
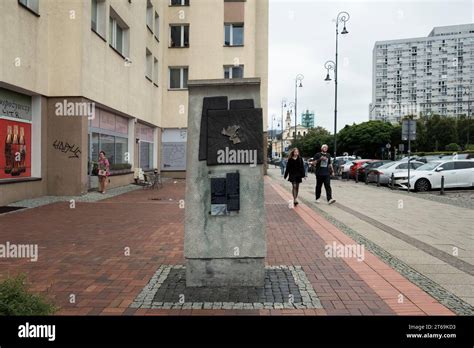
370, 24, 474, 122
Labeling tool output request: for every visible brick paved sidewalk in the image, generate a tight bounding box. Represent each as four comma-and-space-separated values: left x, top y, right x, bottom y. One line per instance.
0, 178, 452, 315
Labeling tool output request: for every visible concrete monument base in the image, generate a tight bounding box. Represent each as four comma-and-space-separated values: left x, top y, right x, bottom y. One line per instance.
185, 258, 265, 287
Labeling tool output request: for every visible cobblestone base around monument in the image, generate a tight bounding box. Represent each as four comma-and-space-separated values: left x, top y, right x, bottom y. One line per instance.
131, 265, 322, 310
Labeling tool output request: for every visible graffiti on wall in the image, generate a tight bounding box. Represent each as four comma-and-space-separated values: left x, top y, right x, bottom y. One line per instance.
53, 140, 81, 159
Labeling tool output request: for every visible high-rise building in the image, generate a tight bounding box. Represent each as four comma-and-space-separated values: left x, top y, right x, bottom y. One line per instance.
301, 109, 315, 128
370, 24, 474, 123
0, 0, 268, 206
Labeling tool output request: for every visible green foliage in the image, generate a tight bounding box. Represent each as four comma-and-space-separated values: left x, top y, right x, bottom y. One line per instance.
0, 274, 57, 316
109, 163, 132, 171
290, 127, 332, 157
337, 121, 394, 158
445, 143, 461, 152
425, 114, 457, 151
282, 116, 471, 159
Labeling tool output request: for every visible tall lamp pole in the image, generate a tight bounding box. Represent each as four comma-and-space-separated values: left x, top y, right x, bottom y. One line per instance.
294, 74, 304, 142
270, 115, 276, 160
324, 11, 350, 159
280, 98, 287, 158
463, 87, 471, 147
287, 102, 295, 148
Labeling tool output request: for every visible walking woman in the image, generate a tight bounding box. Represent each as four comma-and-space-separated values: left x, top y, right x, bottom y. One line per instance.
98, 151, 110, 194
284, 148, 306, 206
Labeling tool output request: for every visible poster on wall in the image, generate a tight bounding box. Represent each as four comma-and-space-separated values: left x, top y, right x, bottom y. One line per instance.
0, 118, 32, 179
161, 142, 186, 171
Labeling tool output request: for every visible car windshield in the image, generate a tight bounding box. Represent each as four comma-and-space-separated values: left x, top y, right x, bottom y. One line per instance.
416, 161, 441, 171
378, 162, 395, 169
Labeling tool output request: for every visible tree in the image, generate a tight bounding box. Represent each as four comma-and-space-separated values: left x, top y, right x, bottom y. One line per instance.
426, 114, 457, 151
413, 116, 429, 152
290, 127, 332, 157
337, 121, 394, 158
445, 143, 461, 152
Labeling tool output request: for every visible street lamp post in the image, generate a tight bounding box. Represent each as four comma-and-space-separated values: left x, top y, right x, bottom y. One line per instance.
280, 98, 287, 158
294, 74, 304, 142
287, 102, 295, 149
463, 87, 471, 147
324, 11, 350, 159
270, 115, 276, 161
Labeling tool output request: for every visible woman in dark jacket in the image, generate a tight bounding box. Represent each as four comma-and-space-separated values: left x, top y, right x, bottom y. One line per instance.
284, 148, 306, 206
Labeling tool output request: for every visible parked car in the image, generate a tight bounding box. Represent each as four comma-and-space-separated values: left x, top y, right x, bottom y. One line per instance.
367, 160, 424, 185
416, 155, 446, 163
358, 160, 392, 181
341, 160, 354, 178
334, 157, 356, 177
349, 160, 374, 179
394, 160, 474, 191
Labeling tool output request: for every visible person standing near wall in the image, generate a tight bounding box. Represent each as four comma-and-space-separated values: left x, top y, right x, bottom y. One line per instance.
284, 148, 306, 206
311, 144, 336, 205
98, 151, 110, 194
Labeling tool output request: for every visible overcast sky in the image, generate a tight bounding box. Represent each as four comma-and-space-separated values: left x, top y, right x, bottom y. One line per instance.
268, 0, 474, 133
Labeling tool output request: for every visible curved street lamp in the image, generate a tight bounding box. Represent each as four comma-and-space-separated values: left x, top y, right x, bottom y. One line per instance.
294, 74, 304, 142
324, 60, 335, 81
324, 11, 350, 159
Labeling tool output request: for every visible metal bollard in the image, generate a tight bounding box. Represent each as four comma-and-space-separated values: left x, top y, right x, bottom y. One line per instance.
355, 169, 359, 183
377, 173, 380, 187
440, 176, 445, 195
365, 171, 368, 185
390, 173, 395, 190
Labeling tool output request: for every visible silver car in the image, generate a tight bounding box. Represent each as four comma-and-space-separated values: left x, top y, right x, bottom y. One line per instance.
367, 160, 424, 185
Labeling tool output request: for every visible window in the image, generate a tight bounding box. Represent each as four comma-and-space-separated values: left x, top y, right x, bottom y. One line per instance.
170, 0, 189, 5
153, 58, 159, 85
440, 162, 455, 171
137, 124, 155, 170
18, 0, 39, 15
397, 163, 409, 169
91, 0, 106, 38
145, 49, 152, 81
224, 23, 244, 46
224, 65, 244, 79
170, 25, 189, 47
154, 12, 160, 40
100, 134, 116, 164
109, 8, 129, 57
115, 137, 128, 164
91, 133, 129, 166
140, 142, 154, 170
146, 0, 153, 32
454, 161, 474, 169
169, 67, 188, 89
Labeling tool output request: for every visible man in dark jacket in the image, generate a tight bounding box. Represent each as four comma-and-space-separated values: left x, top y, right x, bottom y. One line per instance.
311, 144, 336, 204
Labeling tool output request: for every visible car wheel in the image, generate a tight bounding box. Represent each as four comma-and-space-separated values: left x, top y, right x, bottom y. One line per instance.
415, 178, 431, 192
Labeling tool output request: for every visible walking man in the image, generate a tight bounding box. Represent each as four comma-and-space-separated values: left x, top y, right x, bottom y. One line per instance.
311, 144, 336, 204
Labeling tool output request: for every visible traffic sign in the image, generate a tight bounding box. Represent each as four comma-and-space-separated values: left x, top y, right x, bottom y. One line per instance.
402, 120, 416, 141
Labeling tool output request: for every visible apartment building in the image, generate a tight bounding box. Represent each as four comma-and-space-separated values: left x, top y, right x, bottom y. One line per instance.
0, 0, 268, 206
370, 24, 474, 123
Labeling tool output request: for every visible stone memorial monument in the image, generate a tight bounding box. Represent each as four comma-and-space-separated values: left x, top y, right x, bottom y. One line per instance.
184, 78, 266, 287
